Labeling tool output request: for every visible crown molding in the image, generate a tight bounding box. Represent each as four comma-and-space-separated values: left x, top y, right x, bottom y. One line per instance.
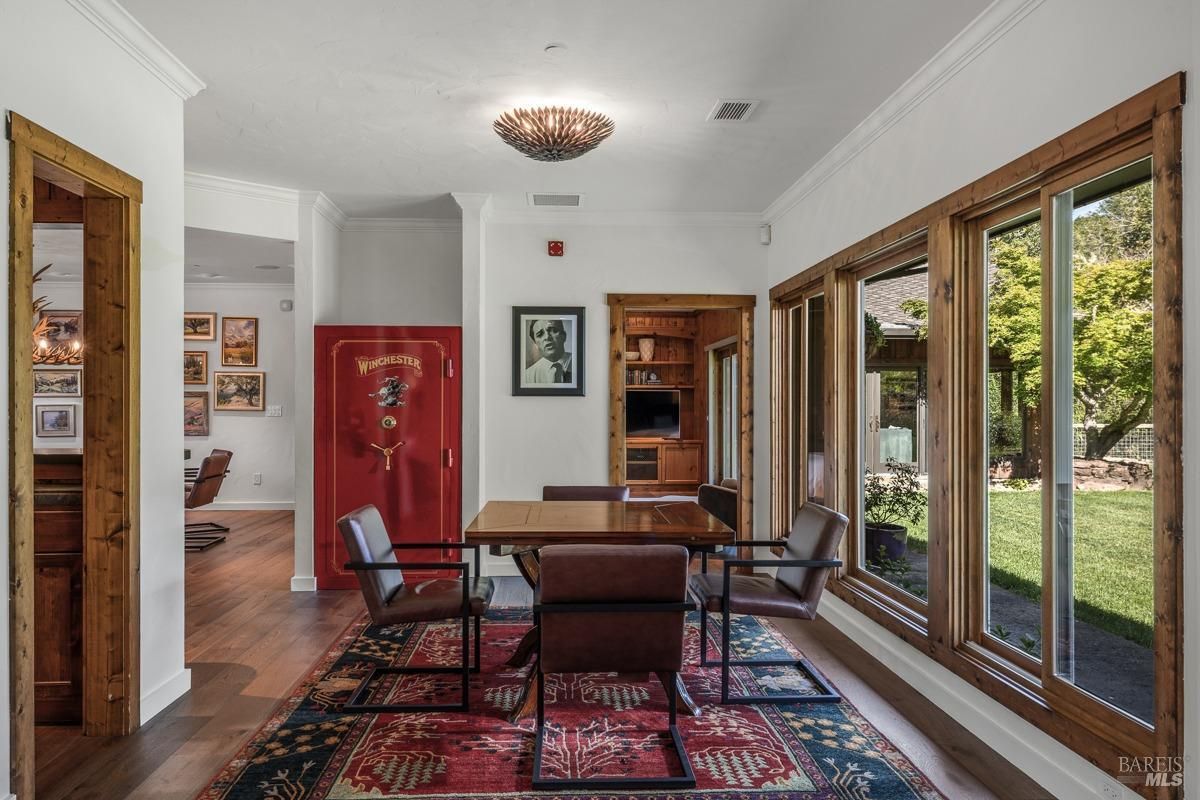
487, 210, 763, 228
299, 191, 348, 231
184, 281, 294, 290
66, 0, 205, 100
343, 218, 462, 232
185, 171, 300, 205
762, 0, 1044, 224
452, 192, 494, 222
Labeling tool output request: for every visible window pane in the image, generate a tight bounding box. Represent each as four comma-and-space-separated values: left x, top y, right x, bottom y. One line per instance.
806, 295, 826, 504
788, 305, 804, 520
984, 213, 1044, 658
1051, 160, 1154, 722
859, 260, 929, 602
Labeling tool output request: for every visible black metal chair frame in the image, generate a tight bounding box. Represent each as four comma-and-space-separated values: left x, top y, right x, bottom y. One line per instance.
184, 467, 232, 551
696, 539, 843, 705
341, 542, 483, 713
531, 596, 698, 791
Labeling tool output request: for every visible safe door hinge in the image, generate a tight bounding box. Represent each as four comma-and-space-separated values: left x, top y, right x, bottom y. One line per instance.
444, 448, 454, 468
444, 358, 454, 378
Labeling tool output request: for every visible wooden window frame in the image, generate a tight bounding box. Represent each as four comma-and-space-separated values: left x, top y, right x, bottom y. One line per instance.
769, 74, 1184, 794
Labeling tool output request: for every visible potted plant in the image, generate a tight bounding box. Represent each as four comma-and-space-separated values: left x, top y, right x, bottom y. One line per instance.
863, 458, 924, 561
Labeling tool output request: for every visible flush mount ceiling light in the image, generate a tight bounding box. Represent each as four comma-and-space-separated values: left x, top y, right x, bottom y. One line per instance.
493, 106, 615, 162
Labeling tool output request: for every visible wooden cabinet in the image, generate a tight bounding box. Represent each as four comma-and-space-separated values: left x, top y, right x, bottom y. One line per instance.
662, 443, 701, 484
626, 440, 701, 492
34, 453, 84, 725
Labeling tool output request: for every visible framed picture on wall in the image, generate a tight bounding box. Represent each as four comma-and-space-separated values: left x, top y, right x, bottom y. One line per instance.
183, 351, 208, 384
184, 311, 217, 340
214, 371, 265, 411
33, 369, 82, 397
184, 392, 210, 436
221, 316, 258, 366
512, 306, 585, 397
35, 404, 77, 437
36, 309, 84, 350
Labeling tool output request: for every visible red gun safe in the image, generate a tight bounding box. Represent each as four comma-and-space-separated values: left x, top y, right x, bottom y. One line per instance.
314, 325, 462, 589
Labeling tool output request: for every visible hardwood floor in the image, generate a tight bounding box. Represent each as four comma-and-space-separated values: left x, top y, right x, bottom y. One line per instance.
35, 511, 362, 800
34, 512, 1047, 799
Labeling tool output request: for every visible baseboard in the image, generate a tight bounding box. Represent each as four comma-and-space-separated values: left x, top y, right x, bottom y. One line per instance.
482, 555, 520, 577
291, 575, 317, 592
818, 594, 1134, 800
204, 500, 295, 511
140, 667, 191, 725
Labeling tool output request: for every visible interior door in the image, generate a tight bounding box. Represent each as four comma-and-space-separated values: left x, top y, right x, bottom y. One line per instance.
314, 326, 461, 589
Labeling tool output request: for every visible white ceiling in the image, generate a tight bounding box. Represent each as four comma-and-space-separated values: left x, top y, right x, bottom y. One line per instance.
122, 0, 991, 218
32, 225, 294, 284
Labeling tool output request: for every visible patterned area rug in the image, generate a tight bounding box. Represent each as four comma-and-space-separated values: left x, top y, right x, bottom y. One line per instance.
197, 609, 945, 799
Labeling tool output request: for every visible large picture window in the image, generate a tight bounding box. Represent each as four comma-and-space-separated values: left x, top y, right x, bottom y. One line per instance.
770, 75, 1183, 785
857, 259, 929, 606
1048, 157, 1155, 723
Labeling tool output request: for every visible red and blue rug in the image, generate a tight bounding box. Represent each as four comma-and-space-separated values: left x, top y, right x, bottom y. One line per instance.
196, 608, 945, 799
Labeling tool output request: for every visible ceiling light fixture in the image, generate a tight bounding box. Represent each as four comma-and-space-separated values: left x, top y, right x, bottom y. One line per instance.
493, 106, 614, 162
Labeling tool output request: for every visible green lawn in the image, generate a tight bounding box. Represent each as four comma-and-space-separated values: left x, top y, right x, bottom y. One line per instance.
906, 490, 1153, 647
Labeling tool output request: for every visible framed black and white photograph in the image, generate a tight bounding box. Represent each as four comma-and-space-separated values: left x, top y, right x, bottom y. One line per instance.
35, 404, 77, 437
512, 306, 585, 396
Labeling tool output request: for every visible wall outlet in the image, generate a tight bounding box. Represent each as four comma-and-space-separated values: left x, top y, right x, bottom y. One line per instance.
266, 405, 283, 417
252, 472, 263, 486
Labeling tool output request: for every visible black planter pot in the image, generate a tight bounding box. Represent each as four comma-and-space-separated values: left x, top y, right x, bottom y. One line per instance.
864, 523, 908, 562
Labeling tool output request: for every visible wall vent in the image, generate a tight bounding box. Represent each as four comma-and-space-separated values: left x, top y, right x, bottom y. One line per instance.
528, 192, 583, 207
707, 99, 759, 122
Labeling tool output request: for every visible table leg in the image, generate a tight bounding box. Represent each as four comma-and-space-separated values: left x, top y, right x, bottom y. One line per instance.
506, 626, 539, 667
508, 666, 539, 724
657, 671, 701, 717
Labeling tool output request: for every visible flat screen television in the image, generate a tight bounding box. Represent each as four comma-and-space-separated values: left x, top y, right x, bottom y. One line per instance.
626, 389, 681, 438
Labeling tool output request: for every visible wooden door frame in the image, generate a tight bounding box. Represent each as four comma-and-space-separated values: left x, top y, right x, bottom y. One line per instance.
8, 113, 142, 796
607, 294, 756, 544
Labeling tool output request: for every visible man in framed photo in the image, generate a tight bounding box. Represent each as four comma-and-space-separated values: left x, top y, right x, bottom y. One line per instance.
523, 318, 573, 384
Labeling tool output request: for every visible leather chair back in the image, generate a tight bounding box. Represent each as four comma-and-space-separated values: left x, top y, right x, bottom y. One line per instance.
776, 503, 849, 606
542, 485, 630, 502
697, 483, 738, 533
336, 505, 404, 621
185, 450, 231, 510
538, 544, 688, 674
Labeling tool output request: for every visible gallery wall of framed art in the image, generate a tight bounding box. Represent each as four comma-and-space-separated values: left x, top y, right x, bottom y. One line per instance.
180, 284, 297, 505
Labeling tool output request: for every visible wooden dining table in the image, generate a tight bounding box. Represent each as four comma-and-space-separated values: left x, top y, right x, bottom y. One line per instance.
464, 499, 735, 723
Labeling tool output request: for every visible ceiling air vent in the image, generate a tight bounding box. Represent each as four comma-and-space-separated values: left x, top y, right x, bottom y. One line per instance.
527, 193, 583, 208
707, 99, 759, 122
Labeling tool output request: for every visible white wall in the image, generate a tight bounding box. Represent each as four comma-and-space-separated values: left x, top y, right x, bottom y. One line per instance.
1, 0, 201, 771
183, 284, 296, 507
764, 1, 1195, 797
339, 223, 462, 325
481, 217, 768, 572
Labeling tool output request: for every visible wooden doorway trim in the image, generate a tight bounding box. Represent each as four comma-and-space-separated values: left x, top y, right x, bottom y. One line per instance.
8, 113, 143, 797
606, 293, 756, 542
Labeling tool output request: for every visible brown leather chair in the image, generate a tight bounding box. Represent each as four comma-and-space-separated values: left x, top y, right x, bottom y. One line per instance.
542, 485, 630, 501
689, 502, 847, 705
184, 449, 233, 551
532, 544, 696, 791
337, 504, 493, 712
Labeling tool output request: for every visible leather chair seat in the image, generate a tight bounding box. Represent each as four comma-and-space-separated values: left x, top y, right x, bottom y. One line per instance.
378, 576, 494, 624
689, 573, 817, 620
